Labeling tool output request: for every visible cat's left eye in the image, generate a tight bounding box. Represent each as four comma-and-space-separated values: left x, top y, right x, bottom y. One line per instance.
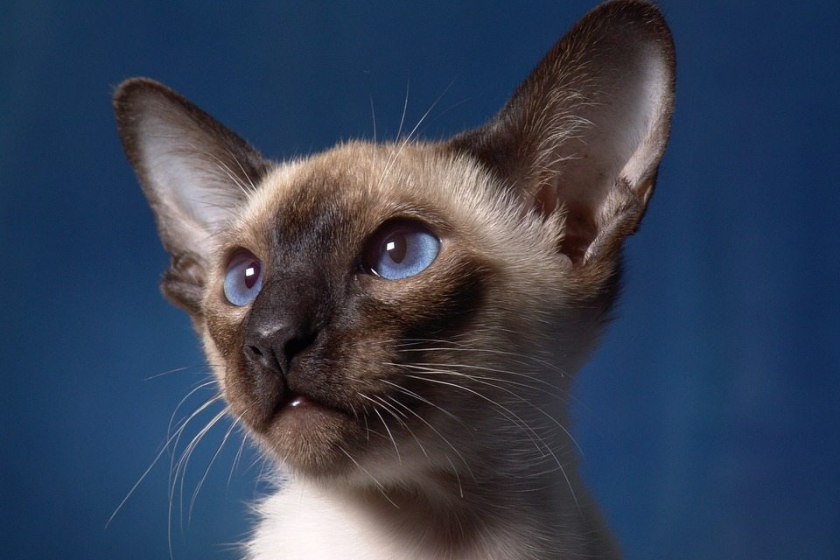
224, 250, 263, 306
361, 220, 440, 280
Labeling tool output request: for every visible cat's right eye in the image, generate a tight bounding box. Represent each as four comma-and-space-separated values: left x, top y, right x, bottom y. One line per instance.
224, 250, 263, 306
361, 220, 440, 280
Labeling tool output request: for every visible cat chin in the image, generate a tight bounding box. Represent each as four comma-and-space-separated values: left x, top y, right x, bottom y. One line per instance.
250, 399, 451, 486
249, 398, 371, 478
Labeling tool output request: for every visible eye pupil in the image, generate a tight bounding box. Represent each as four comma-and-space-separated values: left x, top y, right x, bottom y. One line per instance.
384, 235, 407, 264
243, 261, 260, 289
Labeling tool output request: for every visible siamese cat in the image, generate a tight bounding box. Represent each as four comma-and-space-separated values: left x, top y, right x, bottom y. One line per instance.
114, 1, 674, 558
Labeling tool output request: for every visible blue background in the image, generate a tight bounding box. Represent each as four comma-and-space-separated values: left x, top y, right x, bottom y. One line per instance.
2, 1, 839, 559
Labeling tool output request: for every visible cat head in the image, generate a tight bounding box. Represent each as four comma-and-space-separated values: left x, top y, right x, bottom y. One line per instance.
114, 0, 674, 486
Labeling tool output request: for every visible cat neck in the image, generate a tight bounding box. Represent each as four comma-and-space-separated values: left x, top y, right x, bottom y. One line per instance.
249, 456, 618, 560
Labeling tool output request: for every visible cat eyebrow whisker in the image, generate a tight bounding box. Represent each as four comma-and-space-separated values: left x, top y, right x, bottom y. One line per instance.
396, 79, 409, 143
401, 77, 455, 146
369, 81, 410, 195
375, 78, 453, 194
369, 94, 377, 143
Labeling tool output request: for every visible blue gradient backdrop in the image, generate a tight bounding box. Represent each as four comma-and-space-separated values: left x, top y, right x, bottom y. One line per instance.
2, 1, 838, 559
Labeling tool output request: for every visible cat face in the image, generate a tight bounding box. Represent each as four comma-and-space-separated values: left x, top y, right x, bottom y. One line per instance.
197, 143, 575, 479
115, 1, 674, 485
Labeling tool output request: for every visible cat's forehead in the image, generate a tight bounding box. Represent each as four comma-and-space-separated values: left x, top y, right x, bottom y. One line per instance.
234, 141, 492, 256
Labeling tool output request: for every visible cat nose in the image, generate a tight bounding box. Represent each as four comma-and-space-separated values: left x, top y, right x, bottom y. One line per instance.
243, 321, 318, 376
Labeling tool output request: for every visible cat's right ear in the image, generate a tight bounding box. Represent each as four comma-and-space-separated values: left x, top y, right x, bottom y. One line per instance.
114, 78, 269, 314
449, 0, 675, 267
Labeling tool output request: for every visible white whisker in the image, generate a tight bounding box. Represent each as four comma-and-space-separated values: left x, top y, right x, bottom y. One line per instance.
337, 446, 399, 509
189, 416, 236, 519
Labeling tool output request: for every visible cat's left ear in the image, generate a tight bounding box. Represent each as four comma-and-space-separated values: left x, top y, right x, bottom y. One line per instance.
114, 78, 270, 314
450, 0, 675, 265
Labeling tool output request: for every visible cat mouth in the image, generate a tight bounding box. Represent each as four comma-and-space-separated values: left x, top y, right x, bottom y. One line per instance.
270, 384, 353, 423
276, 391, 324, 415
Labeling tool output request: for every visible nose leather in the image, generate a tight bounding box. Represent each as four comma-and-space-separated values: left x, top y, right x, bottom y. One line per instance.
243, 320, 318, 376
241, 272, 327, 382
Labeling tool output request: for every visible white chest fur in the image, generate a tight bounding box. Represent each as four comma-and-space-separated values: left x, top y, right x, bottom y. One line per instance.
246, 478, 618, 560
248, 481, 516, 560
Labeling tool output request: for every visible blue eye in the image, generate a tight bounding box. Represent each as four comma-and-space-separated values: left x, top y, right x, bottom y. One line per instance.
224, 250, 263, 306
362, 221, 440, 280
